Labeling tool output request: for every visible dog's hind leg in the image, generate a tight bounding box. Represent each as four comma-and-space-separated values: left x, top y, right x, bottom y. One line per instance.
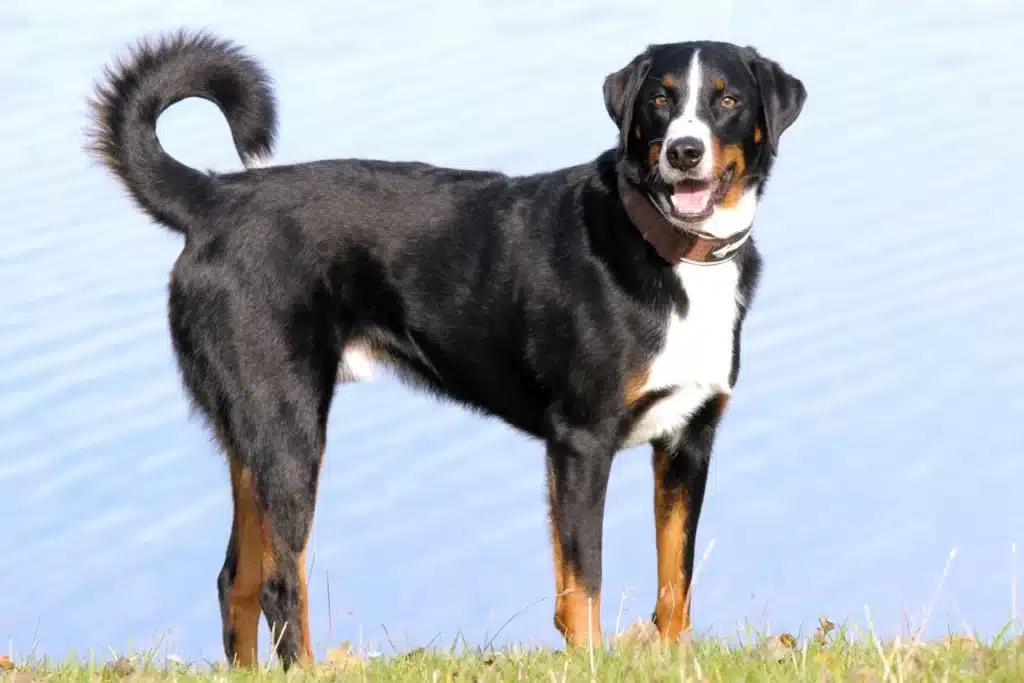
217, 455, 272, 667
240, 358, 334, 669
254, 432, 324, 669
216, 431, 325, 669
213, 369, 332, 669
173, 288, 339, 668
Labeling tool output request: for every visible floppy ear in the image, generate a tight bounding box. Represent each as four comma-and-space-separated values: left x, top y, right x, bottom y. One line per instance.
603, 51, 652, 153
746, 49, 807, 154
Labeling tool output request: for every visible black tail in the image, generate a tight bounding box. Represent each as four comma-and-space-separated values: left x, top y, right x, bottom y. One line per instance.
86, 30, 277, 234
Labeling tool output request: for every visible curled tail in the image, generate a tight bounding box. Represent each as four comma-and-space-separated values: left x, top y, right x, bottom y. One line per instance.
86, 30, 277, 234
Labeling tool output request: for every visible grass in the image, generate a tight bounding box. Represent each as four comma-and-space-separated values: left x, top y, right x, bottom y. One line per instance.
4, 546, 1020, 680
3, 620, 1023, 682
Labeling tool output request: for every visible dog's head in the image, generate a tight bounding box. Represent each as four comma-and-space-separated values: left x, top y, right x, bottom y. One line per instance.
605, 41, 806, 239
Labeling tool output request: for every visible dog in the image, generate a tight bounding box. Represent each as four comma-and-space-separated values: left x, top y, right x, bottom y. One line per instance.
86, 30, 805, 667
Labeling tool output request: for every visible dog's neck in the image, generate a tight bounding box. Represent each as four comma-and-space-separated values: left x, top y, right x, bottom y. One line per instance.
617, 174, 751, 266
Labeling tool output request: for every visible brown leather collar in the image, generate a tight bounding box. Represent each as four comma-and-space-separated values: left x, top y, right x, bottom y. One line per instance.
617, 174, 751, 266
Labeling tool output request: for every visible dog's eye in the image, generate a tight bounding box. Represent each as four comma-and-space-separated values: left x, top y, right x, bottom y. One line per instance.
720, 95, 738, 108
652, 95, 668, 108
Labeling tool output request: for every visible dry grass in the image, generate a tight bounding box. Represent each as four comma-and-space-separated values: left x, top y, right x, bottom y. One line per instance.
4, 545, 1020, 680
3, 618, 1022, 683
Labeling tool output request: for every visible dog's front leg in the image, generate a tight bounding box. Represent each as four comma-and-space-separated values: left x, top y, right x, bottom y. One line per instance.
650, 394, 728, 645
545, 414, 616, 648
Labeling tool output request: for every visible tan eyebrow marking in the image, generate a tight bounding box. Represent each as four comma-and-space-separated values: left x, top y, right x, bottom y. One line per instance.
662, 75, 675, 88
715, 77, 726, 90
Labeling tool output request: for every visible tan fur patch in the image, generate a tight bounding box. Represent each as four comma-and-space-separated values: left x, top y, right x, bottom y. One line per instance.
226, 461, 273, 667
662, 75, 675, 88
225, 455, 319, 667
296, 549, 314, 662
715, 393, 730, 417
555, 584, 602, 647
647, 143, 662, 171
547, 461, 602, 647
626, 365, 653, 407
715, 77, 725, 90
652, 449, 690, 642
635, 125, 641, 140
754, 127, 763, 144
712, 139, 748, 209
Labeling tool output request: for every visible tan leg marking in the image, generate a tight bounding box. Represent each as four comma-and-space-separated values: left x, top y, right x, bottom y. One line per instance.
652, 449, 690, 643
227, 460, 274, 667
547, 461, 602, 647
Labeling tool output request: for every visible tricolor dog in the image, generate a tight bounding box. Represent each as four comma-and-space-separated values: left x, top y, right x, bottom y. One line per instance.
86, 31, 805, 667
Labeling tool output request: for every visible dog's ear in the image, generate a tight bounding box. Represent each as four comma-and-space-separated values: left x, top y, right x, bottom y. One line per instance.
603, 51, 652, 153
743, 47, 806, 155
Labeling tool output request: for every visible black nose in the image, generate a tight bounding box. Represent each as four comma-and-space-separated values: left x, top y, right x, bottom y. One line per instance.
665, 137, 705, 170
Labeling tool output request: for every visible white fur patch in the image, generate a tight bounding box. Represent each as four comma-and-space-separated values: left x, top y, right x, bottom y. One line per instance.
660, 50, 714, 181
242, 152, 271, 169
337, 340, 378, 383
688, 186, 758, 239
622, 260, 742, 449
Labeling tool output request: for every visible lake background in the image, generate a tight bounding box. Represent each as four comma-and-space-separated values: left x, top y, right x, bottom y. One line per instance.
1, 0, 1022, 662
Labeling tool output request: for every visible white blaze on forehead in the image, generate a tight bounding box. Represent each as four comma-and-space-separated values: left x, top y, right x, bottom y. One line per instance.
660, 49, 715, 179
680, 49, 704, 122
653, 48, 759, 240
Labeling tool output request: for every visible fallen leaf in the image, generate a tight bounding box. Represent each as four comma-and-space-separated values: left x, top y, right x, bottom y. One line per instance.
104, 656, 135, 677
0, 657, 13, 672
323, 642, 365, 670
813, 616, 835, 645
757, 633, 797, 662
403, 647, 427, 661
612, 619, 660, 651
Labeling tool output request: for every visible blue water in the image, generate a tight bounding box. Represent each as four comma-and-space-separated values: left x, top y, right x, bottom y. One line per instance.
2, 0, 1022, 662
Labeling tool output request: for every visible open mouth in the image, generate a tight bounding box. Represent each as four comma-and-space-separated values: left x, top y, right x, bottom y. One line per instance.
667, 165, 735, 223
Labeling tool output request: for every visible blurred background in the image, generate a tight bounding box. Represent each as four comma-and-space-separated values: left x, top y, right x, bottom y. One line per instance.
1, 0, 1022, 663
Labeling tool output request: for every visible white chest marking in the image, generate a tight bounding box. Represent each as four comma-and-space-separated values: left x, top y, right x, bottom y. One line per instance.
622, 261, 741, 449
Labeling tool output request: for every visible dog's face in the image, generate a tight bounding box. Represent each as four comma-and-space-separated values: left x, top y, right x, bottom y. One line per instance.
605, 41, 806, 238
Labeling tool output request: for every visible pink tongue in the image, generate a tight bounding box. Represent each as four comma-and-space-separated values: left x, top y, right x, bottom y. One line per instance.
671, 185, 713, 215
